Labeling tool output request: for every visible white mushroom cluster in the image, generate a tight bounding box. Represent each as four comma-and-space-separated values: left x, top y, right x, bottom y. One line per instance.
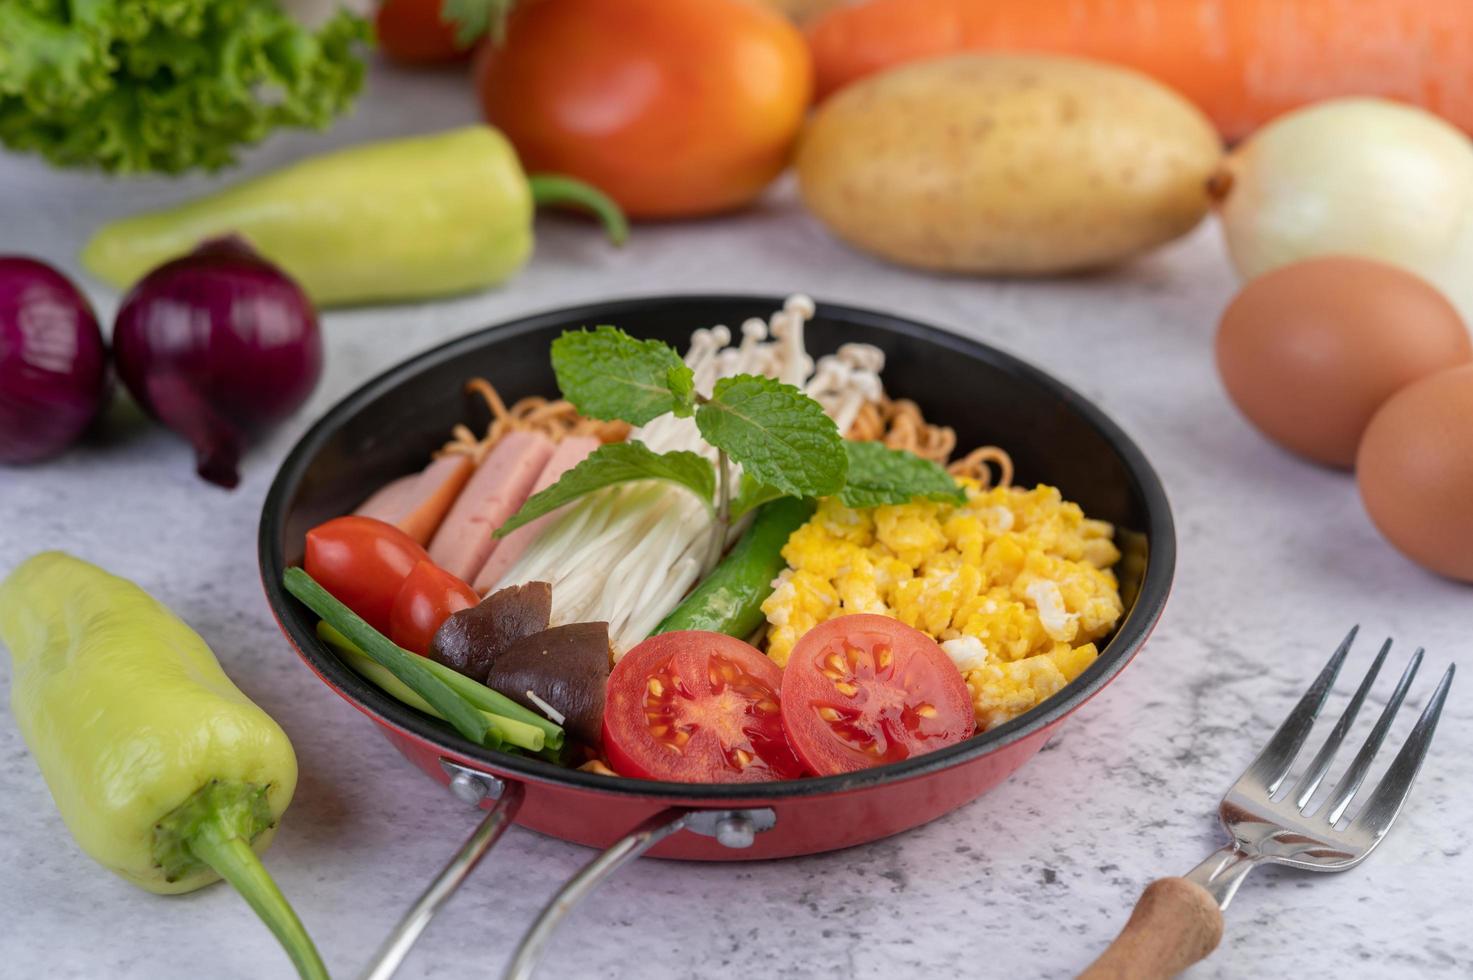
806, 342, 885, 437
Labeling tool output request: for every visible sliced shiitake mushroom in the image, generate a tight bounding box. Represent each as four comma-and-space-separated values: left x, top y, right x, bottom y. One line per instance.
485, 622, 611, 746
428, 581, 551, 681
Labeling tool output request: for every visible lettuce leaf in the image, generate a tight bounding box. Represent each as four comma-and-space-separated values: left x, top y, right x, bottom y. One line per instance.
0, 0, 370, 174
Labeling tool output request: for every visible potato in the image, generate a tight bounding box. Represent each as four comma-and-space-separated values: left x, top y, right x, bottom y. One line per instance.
796, 54, 1223, 274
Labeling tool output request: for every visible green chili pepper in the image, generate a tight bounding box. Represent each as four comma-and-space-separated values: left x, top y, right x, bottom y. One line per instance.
0, 553, 326, 980
81, 126, 627, 306
655, 496, 816, 638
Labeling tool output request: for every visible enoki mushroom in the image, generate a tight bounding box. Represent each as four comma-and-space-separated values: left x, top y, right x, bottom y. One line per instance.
847, 395, 1014, 490
439, 378, 629, 464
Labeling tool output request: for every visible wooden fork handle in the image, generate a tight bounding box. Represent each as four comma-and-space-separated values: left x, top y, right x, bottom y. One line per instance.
1077, 877, 1224, 980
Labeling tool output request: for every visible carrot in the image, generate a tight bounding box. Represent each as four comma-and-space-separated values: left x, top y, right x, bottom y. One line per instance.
806, 0, 1473, 140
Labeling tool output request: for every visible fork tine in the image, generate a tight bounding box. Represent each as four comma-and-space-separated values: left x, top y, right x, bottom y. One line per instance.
1243, 626, 1358, 795
1346, 664, 1455, 838
1288, 638, 1392, 810
1323, 649, 1424, 825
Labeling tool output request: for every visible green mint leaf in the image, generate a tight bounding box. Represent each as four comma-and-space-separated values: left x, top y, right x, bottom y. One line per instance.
550, 326, 694, 426
729, 474, 790, 519
495, 441, 714, 537
839, 441, 967, 509
666, 364, 696, 418
695, 374, 846, 498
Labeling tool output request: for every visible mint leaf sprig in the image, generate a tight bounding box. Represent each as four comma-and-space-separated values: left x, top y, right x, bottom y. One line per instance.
730, 474, 789, 519
732, 440, 965, 517
496, 442, 715, 537
696, 375, 846, 498
840, 440, 967, 509
497, 325, 964, 570
550, 326, 696, 425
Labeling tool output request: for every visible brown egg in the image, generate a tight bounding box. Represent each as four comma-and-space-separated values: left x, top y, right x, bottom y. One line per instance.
1216, 256, 1471, 468
1357, 364, 1473, 583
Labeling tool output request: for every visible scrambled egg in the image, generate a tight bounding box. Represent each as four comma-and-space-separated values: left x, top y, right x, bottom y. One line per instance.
761, 483, 1124, 730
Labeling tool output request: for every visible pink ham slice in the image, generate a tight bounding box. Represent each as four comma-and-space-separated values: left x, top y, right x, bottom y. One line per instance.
428, 431, 555, 582
356, 474, 417, 523
355, 455, 474, 545
472, 435, 600, 594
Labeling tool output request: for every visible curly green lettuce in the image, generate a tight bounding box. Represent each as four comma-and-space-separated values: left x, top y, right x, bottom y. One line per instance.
0, 0, 370, 174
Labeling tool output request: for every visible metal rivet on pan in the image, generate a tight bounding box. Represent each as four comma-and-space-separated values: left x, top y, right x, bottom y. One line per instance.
714, 814, 755, 849
448, 770, 488, 806
439, 759, 507, 805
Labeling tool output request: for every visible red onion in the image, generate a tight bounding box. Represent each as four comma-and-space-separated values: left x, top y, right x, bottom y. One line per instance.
113, 237, 323, 489
0, 257, 109, 464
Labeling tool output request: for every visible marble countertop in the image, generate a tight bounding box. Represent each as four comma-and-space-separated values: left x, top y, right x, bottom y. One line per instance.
2, 64, 1469, 980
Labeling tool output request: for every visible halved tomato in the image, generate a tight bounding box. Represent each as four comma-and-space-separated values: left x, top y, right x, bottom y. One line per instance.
388, 560, 479, 655
304, 516, 430, 633
603, 631, 805, 783
781, 615, 975, 775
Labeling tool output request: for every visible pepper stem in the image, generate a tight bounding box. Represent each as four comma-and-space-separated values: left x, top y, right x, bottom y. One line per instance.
189, 827, 330, 980
153, 781, 328, 980
528, 174, 630, 246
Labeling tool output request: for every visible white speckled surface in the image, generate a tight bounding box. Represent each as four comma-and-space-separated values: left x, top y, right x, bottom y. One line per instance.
2, 64, 1470, 980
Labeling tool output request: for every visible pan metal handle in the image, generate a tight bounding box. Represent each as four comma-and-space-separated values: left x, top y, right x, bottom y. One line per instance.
359, 760, 526, 980
501, 806, 777, 980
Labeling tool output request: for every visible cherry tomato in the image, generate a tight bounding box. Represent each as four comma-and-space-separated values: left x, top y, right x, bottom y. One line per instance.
375, 0, 468, 65
388, 560, 479, 655
603, 631, 806, 783
303, 516, 430, 633
474, 0, 813, 218
781, 615, 975, 775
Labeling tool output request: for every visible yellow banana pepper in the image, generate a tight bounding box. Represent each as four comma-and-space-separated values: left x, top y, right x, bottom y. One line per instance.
0, 552, 326, 979
81, 126, 627, 306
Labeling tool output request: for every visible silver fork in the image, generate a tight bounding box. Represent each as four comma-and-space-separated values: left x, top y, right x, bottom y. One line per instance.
1079, 627, 1456, 980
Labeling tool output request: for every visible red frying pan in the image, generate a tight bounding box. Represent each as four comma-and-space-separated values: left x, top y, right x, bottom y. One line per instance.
259, 296, 1174, 977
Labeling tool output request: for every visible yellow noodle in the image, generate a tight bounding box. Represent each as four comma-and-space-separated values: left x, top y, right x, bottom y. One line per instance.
846, 395, 1013, 490
947, 446, 1014, 489
439, 378, 629, 463
577, 759, 617, 776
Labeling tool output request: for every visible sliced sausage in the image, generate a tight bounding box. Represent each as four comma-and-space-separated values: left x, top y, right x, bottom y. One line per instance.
356, 473, 418, 524
355, 454, 474, 545
472, 435, 599, 594
428, 431, 555, 581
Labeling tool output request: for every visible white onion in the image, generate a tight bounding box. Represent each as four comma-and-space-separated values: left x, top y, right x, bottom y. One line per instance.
1214, 98, 1473, 325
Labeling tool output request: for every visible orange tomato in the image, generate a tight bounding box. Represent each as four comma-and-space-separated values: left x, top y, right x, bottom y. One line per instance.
475, 0, 812, 219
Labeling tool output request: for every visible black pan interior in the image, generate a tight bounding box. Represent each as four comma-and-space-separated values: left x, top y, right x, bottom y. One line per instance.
259, 295, 1175, 799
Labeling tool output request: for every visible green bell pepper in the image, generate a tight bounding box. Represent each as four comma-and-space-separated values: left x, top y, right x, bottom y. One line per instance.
0, 553, 326, 979
81, 125, 626, 306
